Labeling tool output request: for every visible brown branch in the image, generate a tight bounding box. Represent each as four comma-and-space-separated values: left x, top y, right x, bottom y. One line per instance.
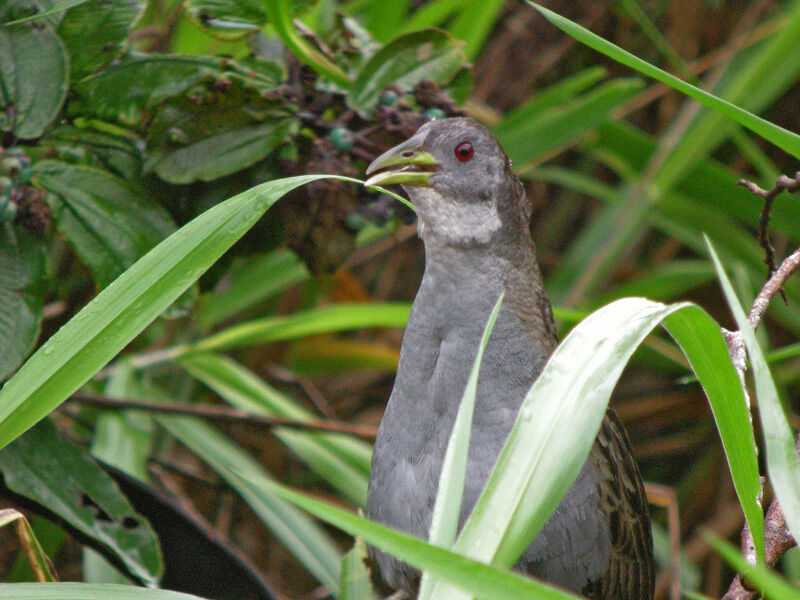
720, 173, 800, 599
66, 392, 378, 440
737, 172, 800, 303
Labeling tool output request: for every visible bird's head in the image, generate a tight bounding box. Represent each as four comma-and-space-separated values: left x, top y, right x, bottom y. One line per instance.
365, 118, 530, 247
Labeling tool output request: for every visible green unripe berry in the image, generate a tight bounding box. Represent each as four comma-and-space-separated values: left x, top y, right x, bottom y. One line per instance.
329, 127, 354, 152
424, 107, 446, 120
378, 90, 398, 106
2, 156, 22, 177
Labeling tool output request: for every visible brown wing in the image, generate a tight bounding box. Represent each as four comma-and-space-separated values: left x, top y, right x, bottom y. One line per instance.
583, 408, 655, 600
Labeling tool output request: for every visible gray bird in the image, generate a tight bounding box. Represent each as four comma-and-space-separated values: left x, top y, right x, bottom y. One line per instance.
363, 118, 654, 599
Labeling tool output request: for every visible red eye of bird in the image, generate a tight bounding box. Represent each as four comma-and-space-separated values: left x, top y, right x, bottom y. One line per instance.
454, 141, 473, 162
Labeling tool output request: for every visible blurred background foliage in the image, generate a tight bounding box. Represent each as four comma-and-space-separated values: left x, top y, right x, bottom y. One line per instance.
1, 0, 800, 598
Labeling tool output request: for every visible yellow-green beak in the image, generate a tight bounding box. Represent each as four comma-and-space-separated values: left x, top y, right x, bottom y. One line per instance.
364, 142, 438, 188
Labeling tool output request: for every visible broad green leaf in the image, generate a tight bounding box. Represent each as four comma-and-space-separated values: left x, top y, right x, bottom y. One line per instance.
443, 298, 761, 588
56, 0, 144, 82
189, 302, 410, 354
159, 415, 341, 591
419, 293, 503, 600
707, 238, 800, 548
0, 21, 67, 139
73, 53, 283, 127
0, 0, 90, 26
0, 174, 347, 450
179, 353, 371, 504
0, 583, 209, 600
495, 78, 643, 167
0, 419, 162, 585
149, 118, 295, 184
529, 3, 800, 159
197, 248, 309, 330
41, 126, 142, 180
0, 225, 45, 381
340, 538, 379, 600
349, 29, 466, 113
241, 473, 583, 600
705, 533, 800, 600
34, 161, 176, 288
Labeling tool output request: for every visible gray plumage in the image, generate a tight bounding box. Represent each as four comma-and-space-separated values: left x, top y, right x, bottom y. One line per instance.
364, 118, 654, 599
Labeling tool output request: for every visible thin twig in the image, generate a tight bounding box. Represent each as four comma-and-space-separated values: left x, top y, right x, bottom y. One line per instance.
720, 173, 800, 599
66, 392, 378, 440
738, 172, 800, 301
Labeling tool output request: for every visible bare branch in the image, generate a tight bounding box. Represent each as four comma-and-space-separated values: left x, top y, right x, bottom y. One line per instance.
65, 392, 378, 440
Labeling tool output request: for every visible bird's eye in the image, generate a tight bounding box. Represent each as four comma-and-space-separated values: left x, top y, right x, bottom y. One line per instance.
454, 142, 474, 162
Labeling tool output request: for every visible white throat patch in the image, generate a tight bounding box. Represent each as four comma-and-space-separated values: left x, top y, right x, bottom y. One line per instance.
412, 188, 502, 246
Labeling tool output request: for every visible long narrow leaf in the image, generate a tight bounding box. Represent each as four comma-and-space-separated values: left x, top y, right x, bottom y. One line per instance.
180, 353, 371, 505
419, 293, 504, 600
529, 3, 800, 158
705, 533, 800, 600
439, 297, 761, 593
707, 238, 800, 547
0, 583, 208, 599
241, 473, 583, 600
0, 175, 355, 449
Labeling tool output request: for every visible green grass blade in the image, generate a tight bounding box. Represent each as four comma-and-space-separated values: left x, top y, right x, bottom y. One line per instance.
0, 175, 353, 450
419, 293, 504, 600
160, 415, 342, 591
180, 353, 371, 505
440, 296, 761, 585
189, 303, 410, 354
449, 0, 506, 59
528, 3, 800, 158
663, 305, 763, 564
705, 533, 800, 600
0, 584, 209, 600
706, 237, 800, 548
240, 473, 583, 600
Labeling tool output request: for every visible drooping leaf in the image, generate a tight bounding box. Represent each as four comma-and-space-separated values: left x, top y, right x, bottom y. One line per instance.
0, 419, 162, 585
0, 509, 57, 582
0, 21, 68, 139
0, 225, 45, 381
0, 174, 353, 449
349, 29, 466, 113
56, 0, 145, 82
34, 161, 176, 288
433, 298, 761, 599
708, 238, 800, 553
